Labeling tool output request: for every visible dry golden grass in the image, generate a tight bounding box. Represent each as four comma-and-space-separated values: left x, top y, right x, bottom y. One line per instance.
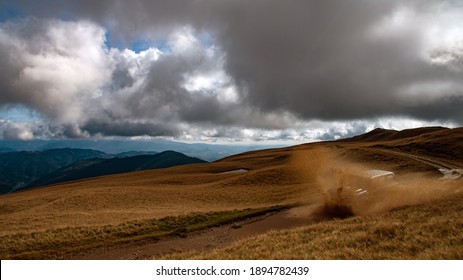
0, 205, 291, 259
170, 191, 463, 260
0, 149, 306, 236
0, 146, 311, 259
1, 127, 462, 259
163, 142, 463, 260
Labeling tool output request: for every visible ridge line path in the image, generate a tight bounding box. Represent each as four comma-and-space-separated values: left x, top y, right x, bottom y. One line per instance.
370, 148, 462, 170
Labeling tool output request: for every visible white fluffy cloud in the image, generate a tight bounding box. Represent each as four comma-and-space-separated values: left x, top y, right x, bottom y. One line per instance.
0, 19, 111, 124
0, 120, 35, 140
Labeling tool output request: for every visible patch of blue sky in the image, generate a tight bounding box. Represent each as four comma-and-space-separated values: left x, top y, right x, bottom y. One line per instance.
0, 106, 39, 122
105, 29, 171, 53
0, 5, 23, 23
0, 0, 74, 23
131, 38, 170, 53
51, 0, 75, 21
103, 23, 214, 54
128, 30, 213, 53
153, 38, 171, 53
57, 11, 78, 22
104, 27, 125, 51
198, 30, 214, 49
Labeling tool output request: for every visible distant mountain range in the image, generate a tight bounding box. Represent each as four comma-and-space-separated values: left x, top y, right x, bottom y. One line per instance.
0, 138, 283, 162
0, 138, 283, 195
113, 151, 159, 157
25, 151, 206, 190
0, 148, 109, 194
0, 149, 206, 194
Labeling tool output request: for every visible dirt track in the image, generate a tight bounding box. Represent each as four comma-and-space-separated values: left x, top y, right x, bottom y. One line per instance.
68, 205, 319, 260
375, 148, 462, 170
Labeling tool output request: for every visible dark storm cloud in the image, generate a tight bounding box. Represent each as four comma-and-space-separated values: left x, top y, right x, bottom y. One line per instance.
111, 67, 134, 90
210, 0, 463, 122
405, 97, 463, 123
0, 0, 462, 140
11, 0, 460, 122
82, 119, 179, 137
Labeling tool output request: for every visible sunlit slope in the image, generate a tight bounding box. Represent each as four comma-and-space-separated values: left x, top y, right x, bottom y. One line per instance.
1, 127, 462, 259
177, 191, 463, 260
332, 127, 463, 173
0, 147, 310, 235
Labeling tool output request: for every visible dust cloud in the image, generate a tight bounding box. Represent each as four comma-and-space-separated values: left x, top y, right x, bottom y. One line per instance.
295, 147, 463, 219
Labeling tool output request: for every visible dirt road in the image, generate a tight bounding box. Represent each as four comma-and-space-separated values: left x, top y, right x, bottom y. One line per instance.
68, 205, 318, 260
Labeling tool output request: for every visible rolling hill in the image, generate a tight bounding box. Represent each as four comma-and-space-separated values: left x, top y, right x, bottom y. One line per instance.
0, 127, 462, 259
0, 147, 16, 153
0, 148, 110, 194
113, 151, 159, 157
341, 126, 449, 142
25, 151, 207, 190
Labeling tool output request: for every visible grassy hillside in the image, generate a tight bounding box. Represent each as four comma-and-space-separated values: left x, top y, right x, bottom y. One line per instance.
342, 127, 463, 166
175, 191, 463, 259
0, 147, 307, 243
342, 126, 448, 142
0, 127, 462, 259
0, 206, 290, 259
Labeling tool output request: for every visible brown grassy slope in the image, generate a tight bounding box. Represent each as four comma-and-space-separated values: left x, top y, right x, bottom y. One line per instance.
0, 145, 315, 259
1, 206, 292, 259
1, 127, 462, 259
342, 126, 449, 142
0, 147, 309, 236
333, 127, 463, 173
172, 190, 463, 260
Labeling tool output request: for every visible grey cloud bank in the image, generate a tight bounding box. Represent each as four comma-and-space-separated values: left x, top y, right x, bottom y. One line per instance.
0, 0, 462, 142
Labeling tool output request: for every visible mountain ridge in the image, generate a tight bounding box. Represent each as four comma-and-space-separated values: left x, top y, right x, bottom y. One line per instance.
341, 126, 449, 142
23, 150, 207, 191
0, 148, 110, 194
0, 138, 282, 162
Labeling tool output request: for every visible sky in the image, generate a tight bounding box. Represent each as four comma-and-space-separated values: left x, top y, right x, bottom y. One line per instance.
0, 0, 462, 144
